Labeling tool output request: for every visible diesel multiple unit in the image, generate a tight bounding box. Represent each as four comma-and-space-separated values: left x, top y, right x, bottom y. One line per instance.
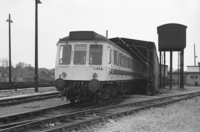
55, 31, 158, 103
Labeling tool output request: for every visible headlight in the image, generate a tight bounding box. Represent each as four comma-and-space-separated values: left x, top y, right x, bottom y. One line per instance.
55, 78, 66, 91
62, 72, 67, 78
93, 73, 98, 79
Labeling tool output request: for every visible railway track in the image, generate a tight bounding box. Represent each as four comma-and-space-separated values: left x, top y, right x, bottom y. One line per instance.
0, 96, 122, 131
0, 91, 60, 106
0, 91, 200, 132
0, 82, 54, 90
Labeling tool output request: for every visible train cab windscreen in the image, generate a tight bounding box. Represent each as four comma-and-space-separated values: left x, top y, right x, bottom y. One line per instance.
89, 45, 102, 65
59, 45, 71, 65
74, 44, 87, 65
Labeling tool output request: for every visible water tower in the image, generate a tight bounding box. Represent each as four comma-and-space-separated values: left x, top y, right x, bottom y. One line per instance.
157, 23, 187, 89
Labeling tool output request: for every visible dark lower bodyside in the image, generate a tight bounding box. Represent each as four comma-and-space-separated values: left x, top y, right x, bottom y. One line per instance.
55, 78, 148, 103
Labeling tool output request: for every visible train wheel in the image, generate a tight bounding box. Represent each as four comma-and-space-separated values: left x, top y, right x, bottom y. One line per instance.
67, 89, 76, 104
69, 99, 75, 104
94, 92, 103, 104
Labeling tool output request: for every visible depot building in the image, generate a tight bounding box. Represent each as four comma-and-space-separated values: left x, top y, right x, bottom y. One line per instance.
170, 62, 200, 86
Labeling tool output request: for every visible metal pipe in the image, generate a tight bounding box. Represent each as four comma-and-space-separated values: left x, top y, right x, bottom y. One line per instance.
178, 52, 180, 86
6, 14, 13, 83
170, 51, 172, 89
180, 50, 184, 88
106, 30, 108, 39
164, 51, 166, 88
159, 51, 162, 88
194, 44, 196, 66
35, 0, 42, 92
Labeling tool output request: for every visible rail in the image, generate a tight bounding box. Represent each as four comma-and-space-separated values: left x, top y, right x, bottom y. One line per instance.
0, 82, 54, 90
0, 91, 59, 107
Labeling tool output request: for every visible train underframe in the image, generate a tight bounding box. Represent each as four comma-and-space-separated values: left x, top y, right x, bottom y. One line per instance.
56, 79, 148, 104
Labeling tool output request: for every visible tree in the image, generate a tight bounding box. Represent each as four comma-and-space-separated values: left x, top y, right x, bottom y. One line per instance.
0, 58, 9, 67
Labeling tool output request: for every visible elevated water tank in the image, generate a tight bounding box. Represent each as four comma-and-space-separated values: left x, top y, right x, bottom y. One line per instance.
157, 23, 187, 51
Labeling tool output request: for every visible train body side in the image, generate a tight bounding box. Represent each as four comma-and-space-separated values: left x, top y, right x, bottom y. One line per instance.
55, 40, 148, 83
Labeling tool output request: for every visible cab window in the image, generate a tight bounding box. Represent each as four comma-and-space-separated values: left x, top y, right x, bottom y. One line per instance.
89, 45, 103, 65
74, 44, 87, 65
59, 45, 71, 65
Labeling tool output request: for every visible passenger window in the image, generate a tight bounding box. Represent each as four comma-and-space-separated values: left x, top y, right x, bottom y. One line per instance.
74, 44, 87, 65
131, 60, 133, 69
117, 52, 120, 66
120, 53, 122, 66
130, 60, 133, 69
109, 49, 112, 64
122, 55, 125, 67
122, 55, 124, 67
89, 45, 103, 65
59, 45, 71, 65
133, 60, 136, 70
114, 50, 117, 65
128, 58, 130, 68
125, 57, 127, 68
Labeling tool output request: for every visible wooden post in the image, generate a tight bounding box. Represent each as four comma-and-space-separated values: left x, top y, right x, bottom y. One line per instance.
180, 50, 184, 88
6, 14, 13, 83
170, 51, 173, 89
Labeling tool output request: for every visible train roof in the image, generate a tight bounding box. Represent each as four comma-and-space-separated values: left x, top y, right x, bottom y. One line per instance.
58, 31, 113, 43
110, 37, 157, 66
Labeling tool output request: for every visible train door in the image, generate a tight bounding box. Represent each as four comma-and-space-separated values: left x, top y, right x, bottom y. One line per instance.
108, 45, 113, 79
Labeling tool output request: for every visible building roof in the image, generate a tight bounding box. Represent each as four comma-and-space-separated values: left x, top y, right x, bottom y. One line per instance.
109, 37, 156, 63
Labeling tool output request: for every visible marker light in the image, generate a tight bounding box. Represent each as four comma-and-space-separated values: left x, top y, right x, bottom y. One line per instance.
62, 72, 67, 78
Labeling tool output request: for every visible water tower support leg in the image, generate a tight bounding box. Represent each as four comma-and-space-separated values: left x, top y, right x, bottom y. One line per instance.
170, 51, 173, 89
180, 50, 184, 88
159, 51, 162, 88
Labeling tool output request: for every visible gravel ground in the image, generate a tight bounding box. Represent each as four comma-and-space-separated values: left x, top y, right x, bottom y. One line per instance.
83, 96, 200, 132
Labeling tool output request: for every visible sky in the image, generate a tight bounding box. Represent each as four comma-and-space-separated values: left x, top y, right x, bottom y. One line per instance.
0, 0, 200, 70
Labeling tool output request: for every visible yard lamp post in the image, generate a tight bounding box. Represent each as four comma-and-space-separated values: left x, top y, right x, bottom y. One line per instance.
35, 0, 42, 92
6, 14, 13, 84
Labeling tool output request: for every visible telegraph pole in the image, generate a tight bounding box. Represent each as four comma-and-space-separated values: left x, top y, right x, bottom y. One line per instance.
178, 52, 180, 86
6, 14, 13, 83
35, 0, 42, 92
106, 30, 108, 39
194, 43, 197, 66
